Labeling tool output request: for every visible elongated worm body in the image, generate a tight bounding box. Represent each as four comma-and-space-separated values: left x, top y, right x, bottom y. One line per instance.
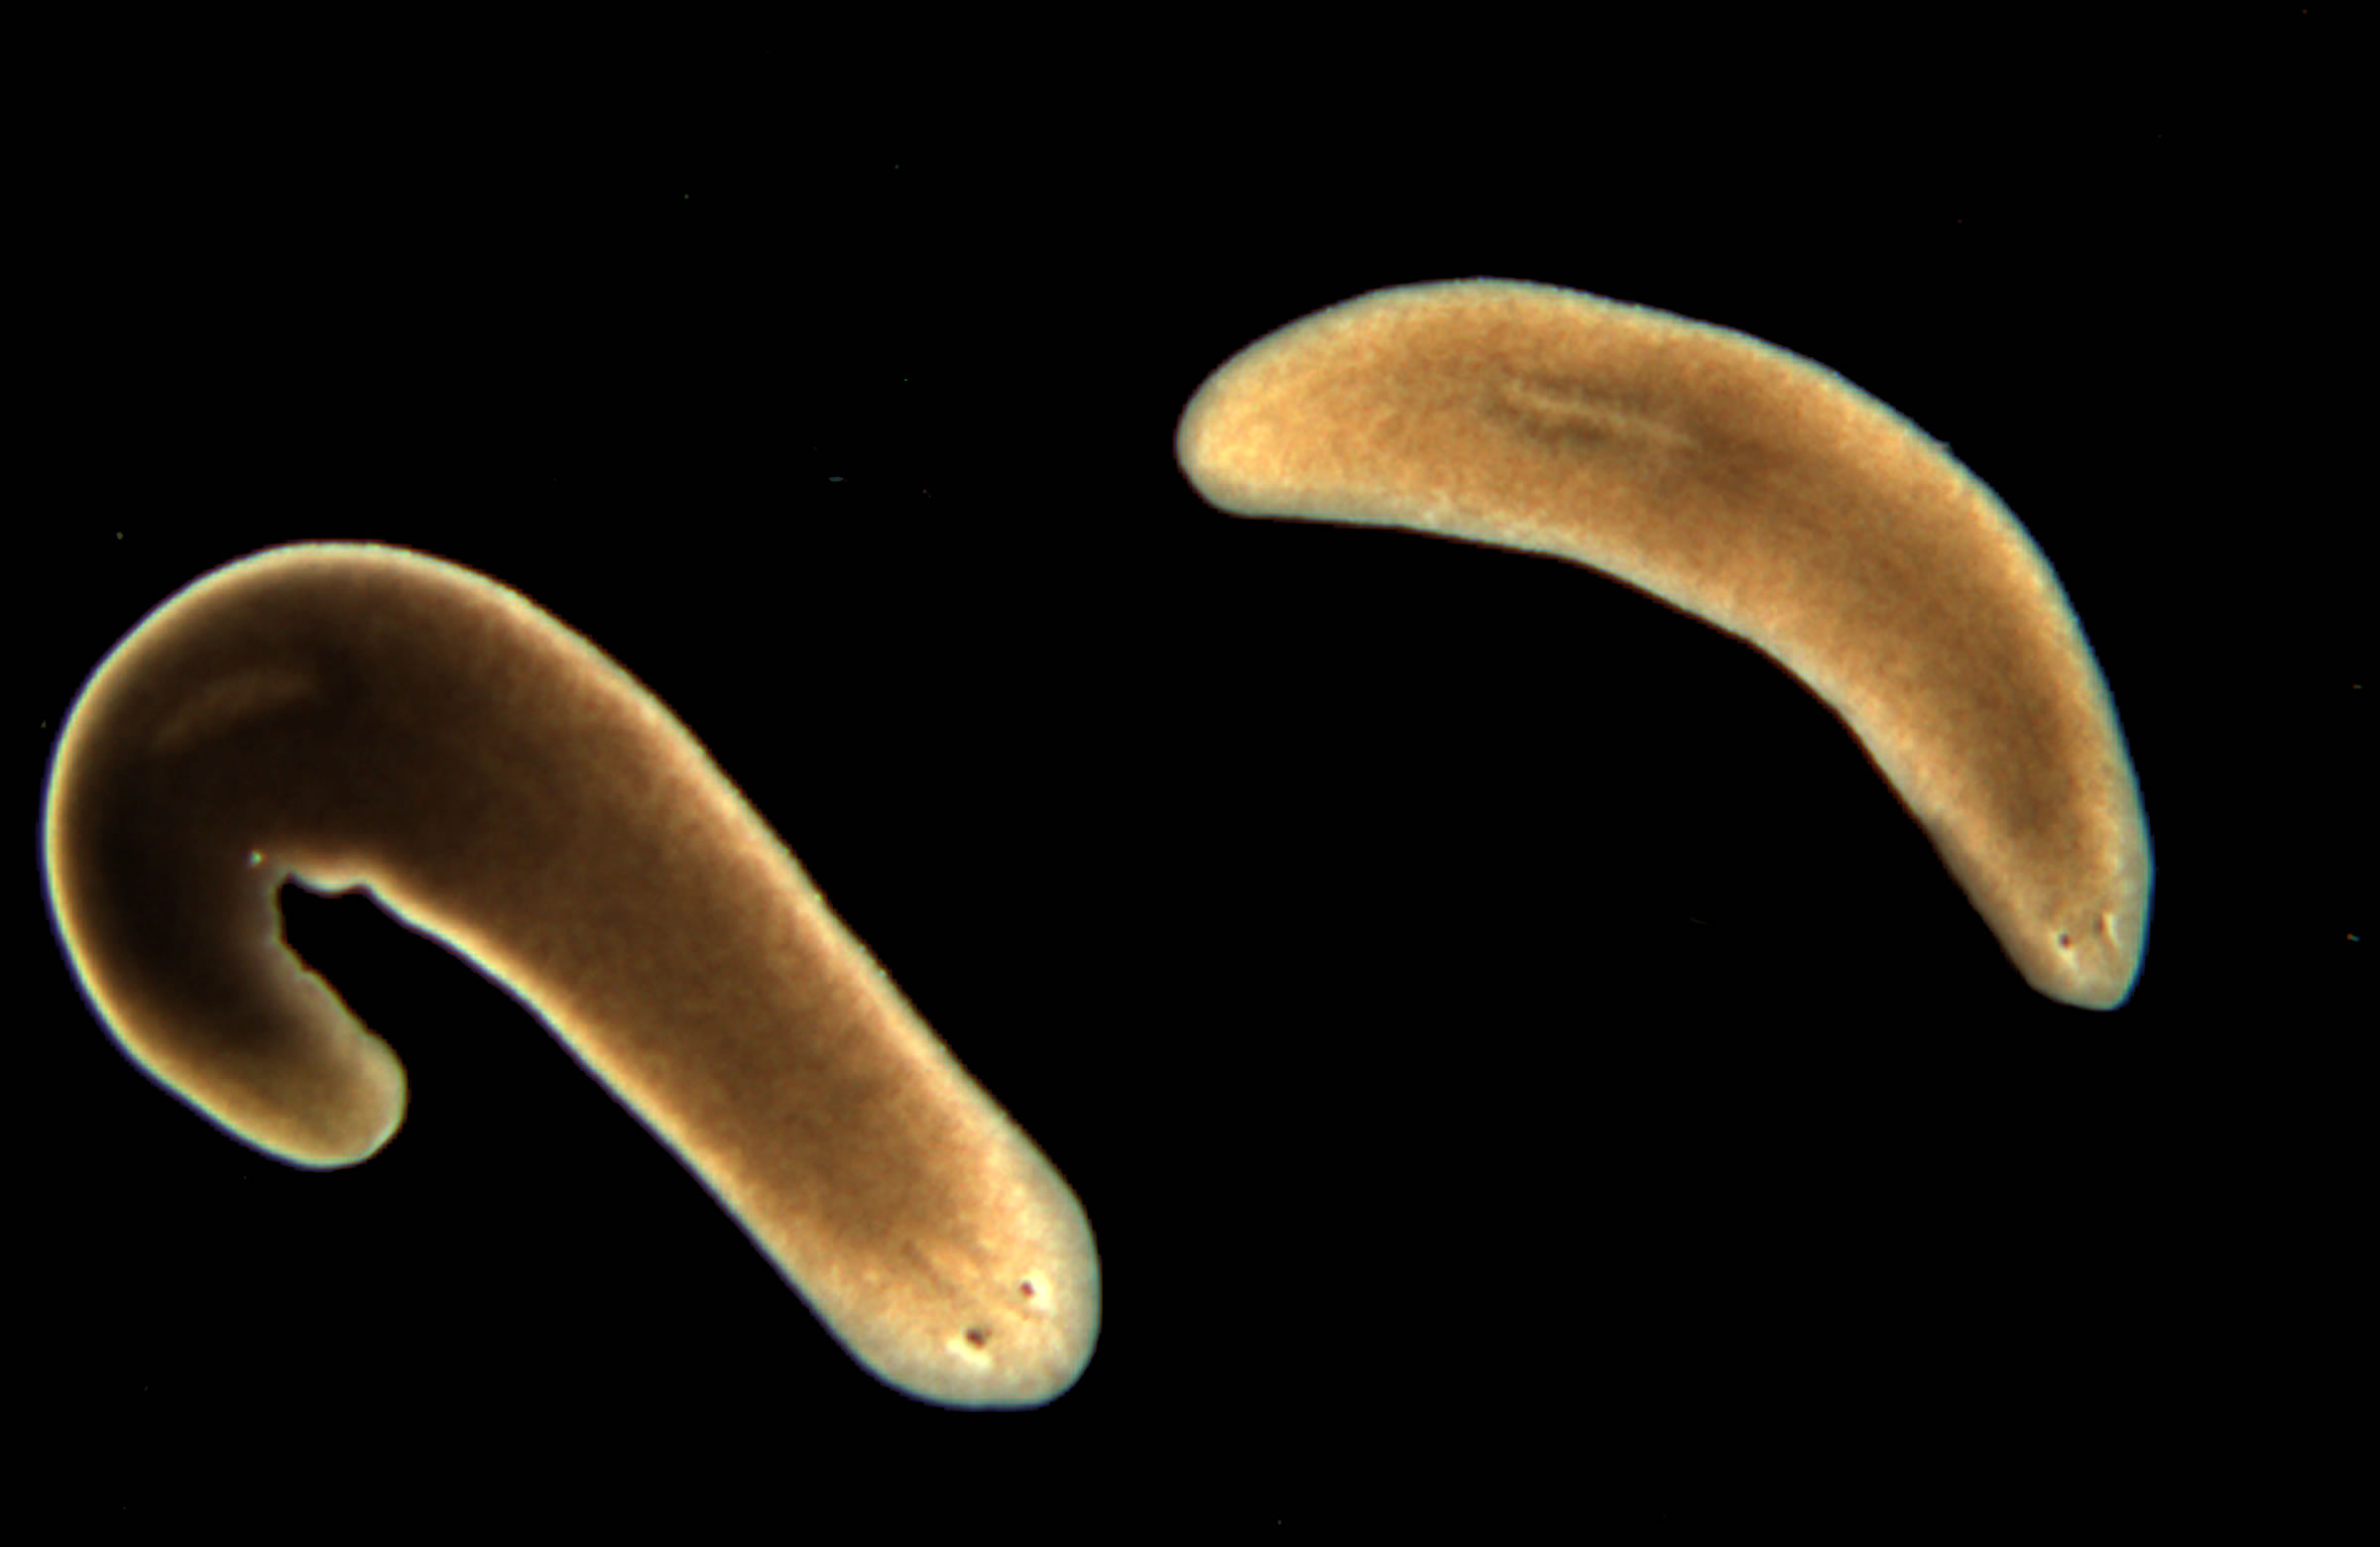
1176, 280, 2151, 1009
43, 544, 1098, 1407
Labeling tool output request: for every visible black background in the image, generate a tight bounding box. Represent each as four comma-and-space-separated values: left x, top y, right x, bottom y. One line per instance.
23, 14, 2364, 1531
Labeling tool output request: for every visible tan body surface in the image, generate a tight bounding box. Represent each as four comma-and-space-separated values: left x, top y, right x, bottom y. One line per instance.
1177, 280, 2151, 1009
42, 543, 1097, 1407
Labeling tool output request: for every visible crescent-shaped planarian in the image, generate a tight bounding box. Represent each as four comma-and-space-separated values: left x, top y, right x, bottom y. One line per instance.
1178, 280, 2152, 1012
43, 279, 2150, 1412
